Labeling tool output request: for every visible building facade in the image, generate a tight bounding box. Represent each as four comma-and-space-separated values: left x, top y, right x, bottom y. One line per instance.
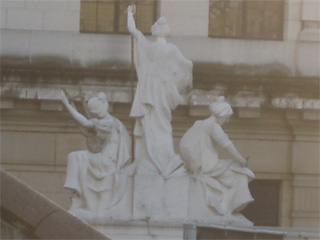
1, 0, 319, 229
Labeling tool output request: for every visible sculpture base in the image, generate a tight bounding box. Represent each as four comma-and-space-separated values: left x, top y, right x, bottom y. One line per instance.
70, 176, 133, 221
92, 220, 184, 240
133, 174, 189, 221
70, 173, 253, 239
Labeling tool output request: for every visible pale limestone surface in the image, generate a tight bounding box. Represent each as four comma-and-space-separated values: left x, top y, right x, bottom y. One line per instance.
1, 0, 319, 234
1, 9, 7, 29
2, 94, 319, 230
94, 220, 184, 240
65, 96, 254, 230
1, 131, 56, 165
302, 0, 320, 21
127, 6, 193, 178
59, 13, 256, 229
6, 9, 44, 30
133, 173, 253, 226
188, 177, 251, 225
1, 0, 80, 31
61, 91, 131, 212
180, 97, 255, 218
71, 177, 134, 221
73, 174, 254, 230
133, 174, 189, 221
1, 1, 319, 77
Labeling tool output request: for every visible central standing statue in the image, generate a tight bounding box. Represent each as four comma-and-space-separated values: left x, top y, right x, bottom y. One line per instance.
127, 6, 193, 178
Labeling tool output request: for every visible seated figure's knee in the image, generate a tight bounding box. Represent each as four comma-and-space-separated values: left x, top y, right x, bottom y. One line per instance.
232, 173, 249, 190
68, 151, 86, 160
67, 151, 86, 167
221, 169, 248, 189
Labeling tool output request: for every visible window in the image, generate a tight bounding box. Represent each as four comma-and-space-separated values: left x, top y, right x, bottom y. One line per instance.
209, 0, 284, 40
80, 0, 157, 34
241, 180, 280, 226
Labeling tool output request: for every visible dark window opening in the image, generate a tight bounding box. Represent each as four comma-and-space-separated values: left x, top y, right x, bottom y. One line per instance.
209, 0, 284, 40
241, 179, 281, 226
80, 0, 157, 34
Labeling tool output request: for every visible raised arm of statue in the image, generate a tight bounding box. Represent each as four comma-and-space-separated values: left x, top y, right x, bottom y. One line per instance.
127, 5, 140, 39
61, 91, 94, 129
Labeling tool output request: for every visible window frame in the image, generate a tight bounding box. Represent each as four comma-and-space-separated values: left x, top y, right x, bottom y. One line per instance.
80, 0, 158, 35
208, 0, 285, 41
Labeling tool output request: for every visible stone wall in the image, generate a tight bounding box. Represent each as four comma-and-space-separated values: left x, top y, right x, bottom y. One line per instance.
1, 0, 80, 31
0, 0, 319, 229
1, 0, 319, 77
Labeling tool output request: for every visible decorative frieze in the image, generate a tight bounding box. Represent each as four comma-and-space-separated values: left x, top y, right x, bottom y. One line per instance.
2, 82, 319, 122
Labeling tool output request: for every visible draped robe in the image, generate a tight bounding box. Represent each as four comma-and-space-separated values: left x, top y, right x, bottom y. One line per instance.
180, 117, 255, 214
130, 32, 193, 178
64, 116, 131, 211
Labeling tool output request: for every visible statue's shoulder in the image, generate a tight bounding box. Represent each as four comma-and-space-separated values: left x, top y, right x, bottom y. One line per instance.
190, 119, 209, 133
203, 119, 223, 134
166, 42, 179, 51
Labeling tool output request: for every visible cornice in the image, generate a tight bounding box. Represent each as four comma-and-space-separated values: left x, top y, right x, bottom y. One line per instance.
1, 64, 319, 124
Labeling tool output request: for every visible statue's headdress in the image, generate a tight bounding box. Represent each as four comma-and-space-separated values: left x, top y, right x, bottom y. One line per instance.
209, 96, 233, 118
87, 92, 109, 116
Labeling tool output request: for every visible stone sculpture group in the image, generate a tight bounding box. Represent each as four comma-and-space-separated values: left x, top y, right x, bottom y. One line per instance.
61, 5, 255, 226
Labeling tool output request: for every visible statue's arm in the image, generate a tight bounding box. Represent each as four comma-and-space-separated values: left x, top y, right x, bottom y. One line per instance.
174, 47, 193, 68
127, 5, 141, 39
210, 123, 247, 167
61, 91, 94, 129
226, 144, 247, 167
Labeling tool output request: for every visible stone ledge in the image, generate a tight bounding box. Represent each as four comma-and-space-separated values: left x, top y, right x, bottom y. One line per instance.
293, 175, 320, 187
300, 29, 320, 42
1, 83, 320, 112
0, 169, 109, 239
292, 211, 320, 218
185, 223, 320, 240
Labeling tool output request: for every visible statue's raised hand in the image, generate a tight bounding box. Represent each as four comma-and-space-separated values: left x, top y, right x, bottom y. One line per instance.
128, 5, 136, 14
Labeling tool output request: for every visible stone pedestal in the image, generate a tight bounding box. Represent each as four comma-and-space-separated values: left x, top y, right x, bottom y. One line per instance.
188, 177, 253, 226
73, 173, 253, 239
94, 220, 184, 240
133, 174, 189, 221
71, 176, 134, 221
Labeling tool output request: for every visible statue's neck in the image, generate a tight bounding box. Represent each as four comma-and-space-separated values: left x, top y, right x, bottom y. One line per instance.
210, 115, 219, 124
210, 114, 216, 121
104, 113, 112, 119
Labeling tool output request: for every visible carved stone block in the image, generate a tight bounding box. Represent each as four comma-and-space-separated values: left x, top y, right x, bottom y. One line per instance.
133, 174, 189, 221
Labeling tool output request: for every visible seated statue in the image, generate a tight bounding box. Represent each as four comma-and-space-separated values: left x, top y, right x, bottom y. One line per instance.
61, 91, 131, 212
180, 96, 255, 216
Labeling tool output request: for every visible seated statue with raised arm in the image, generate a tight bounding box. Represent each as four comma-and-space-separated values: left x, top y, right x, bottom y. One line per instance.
61, 91, 131, 212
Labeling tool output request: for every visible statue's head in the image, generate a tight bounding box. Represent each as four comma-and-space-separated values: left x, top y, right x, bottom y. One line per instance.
151, 17, 170, 37
209, 96, 233, 124
87, 92, 109, 119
